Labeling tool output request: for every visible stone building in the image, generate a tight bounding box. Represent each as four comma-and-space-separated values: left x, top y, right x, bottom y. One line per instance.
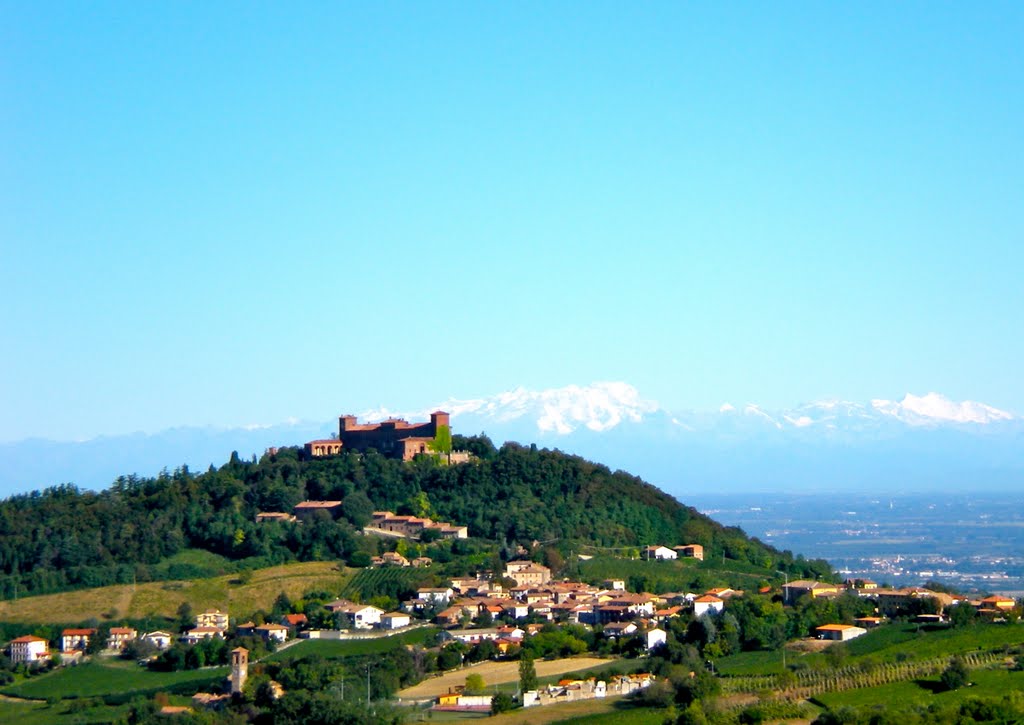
305, 411, 451, 461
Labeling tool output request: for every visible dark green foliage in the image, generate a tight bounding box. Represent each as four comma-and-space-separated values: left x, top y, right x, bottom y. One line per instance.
940, 654, 970, 690
491, 691, 515, 714
519, 652, 538, 691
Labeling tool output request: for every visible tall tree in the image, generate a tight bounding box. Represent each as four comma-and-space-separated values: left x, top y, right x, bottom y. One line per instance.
519, 652, 537, 692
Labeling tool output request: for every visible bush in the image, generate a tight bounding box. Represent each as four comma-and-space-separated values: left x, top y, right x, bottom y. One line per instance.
491, 692, 515, 714
941, 655, 970, 691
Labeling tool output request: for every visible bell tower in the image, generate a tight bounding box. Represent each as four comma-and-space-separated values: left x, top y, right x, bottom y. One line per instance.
230, 647, 249, 694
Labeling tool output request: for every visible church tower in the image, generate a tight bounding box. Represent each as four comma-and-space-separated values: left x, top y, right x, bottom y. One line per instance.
230, 647, 249, 694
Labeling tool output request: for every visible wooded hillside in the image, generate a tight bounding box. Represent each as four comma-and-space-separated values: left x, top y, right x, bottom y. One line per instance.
0, 435, 831, 600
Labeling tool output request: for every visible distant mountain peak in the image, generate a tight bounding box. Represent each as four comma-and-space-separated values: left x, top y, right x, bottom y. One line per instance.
363, 382, 661, 435
871, 392, 1014, 426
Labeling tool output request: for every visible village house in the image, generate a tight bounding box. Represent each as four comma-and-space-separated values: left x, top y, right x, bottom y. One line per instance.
643, 545, 677, 561
782, 580, 840, 605
106, 627, 138, 651
412, 556, 433, 568
366, 511, 469, 540
61, 628, 97, 653
602, 622, 638, 638
646, 627, 668, 650
504, 561, 552, 587
380, 551, 410, 567
979, 595, 1016, 611
816, 624, 868, 641
293, 500, 343, 521
182, 626, 226, 644
325, 600, 384, 629
693, 595, 725, 617
9, 635, 49, 664
255, 623, 289, 642
196, 609, 230, 629
143, 631, 173, 650
603, 579, 626, 591
674, 544, 705, 561
380, 612, 412, 630
417, 586, 453, 605
282, 613, 308, 630
438, 628, 502, 645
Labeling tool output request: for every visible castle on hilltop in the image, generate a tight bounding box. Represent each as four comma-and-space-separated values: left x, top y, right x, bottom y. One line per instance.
305, 411, 462, 462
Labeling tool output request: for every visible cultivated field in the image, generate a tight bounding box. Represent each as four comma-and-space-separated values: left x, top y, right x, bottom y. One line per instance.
398, 657, 614, 699
0, 561, 350, 623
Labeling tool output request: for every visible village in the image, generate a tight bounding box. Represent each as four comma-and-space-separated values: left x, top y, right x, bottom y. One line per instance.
5, 515, 1017, 718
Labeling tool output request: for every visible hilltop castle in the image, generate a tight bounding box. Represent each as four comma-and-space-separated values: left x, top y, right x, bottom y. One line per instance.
305, 411, 453, 462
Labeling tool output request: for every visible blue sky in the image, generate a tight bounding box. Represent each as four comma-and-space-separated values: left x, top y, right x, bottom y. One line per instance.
2, 2, 1022, 442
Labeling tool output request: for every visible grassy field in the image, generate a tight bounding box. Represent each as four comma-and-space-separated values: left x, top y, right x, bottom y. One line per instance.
264, 627, 436, 663
716, 648, 788, 676
1, 662, 229, 700
398, 657, 616, 699
0, 560, 351, 623
814, 668, 1024, 710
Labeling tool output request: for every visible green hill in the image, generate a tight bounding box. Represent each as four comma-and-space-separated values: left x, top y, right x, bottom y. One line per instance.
0, 436, 832, 602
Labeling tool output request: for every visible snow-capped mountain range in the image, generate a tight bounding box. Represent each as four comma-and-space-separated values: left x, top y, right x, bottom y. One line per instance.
1, 383, 1020, 497
364, 383, 1016, 436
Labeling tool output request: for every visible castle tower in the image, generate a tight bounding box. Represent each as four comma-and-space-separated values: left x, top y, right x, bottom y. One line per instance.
230, 647, 249, 694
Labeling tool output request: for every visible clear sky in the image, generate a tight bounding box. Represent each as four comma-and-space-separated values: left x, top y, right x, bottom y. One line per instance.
2, 2, 1022, 442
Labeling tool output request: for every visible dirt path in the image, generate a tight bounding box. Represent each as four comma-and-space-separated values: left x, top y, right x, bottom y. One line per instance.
397, 656, 614, 699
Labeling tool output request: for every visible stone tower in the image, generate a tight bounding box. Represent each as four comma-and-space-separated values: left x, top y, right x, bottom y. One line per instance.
230, 647, 249, 694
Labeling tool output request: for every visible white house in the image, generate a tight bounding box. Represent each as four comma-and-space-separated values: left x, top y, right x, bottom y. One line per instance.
438, 628, 501, 644
417, 587, 453, 605
326, 600, 385, 629
255, 624, 289, 642
643, 546, 677, 561
182, 626, 225, 644
9, 635, 49, 664
646, 628, 667, 650
143, 631, 173, 650
602, 622, 638, 638
380, 612, 412, 630
693, 595, 724, 617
